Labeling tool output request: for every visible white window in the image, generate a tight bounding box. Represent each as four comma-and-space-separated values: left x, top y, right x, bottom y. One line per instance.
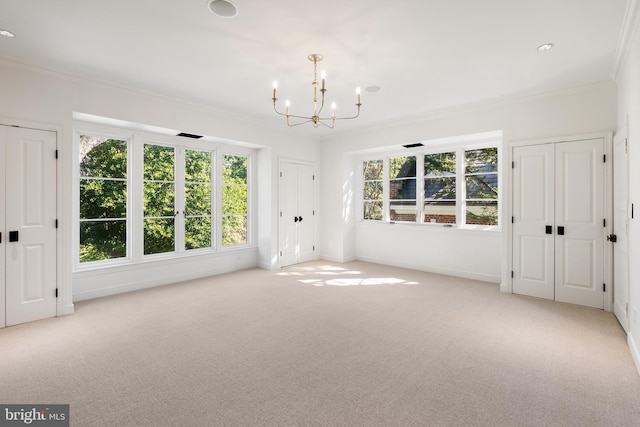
75, 123, 253, 270
79, 135, 129, 263
361, 142, 499, 227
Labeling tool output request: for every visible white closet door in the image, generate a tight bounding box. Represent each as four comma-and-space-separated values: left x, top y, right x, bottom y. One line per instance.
279, 162, 315, 267
4, 126, 57, 326
512, 144, 555, 300
554, 139, 604, 308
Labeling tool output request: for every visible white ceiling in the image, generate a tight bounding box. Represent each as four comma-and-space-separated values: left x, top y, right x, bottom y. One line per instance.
0, 0, 630, 135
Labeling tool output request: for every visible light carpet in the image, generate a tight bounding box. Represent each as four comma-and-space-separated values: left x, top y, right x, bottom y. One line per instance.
1, 261, 639, 426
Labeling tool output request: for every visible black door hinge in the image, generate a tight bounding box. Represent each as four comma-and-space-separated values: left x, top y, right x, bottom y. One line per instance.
512, 161, 515, 169
511, 271, 514, 278
603, 219, 606, 227
55, 288, 58, 298
603, 154, 606, 163
55, 219, 59, 229
55, 149, 59, 159
511, 216, 514, 224
603, 283, 606, 292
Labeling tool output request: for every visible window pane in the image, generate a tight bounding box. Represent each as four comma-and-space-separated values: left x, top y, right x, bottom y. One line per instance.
424, 201, 456, 224
144, 145, 174, 181
390, 156, 416, 179
390, 201, 417, 222
79, 136, 127, 179
466, 200, 498, 225
364, 181, 383, 200
144, 218, 175, 255
390, 178, 416, 200
424, 177, 456, 200
222, 215, 247, 245
363, 160, 383, 180
223, 155, 247, 184
424, 152, 456, 176
185, 217, 212, 250
80, 220, 126, 262
465, 174, 498, 199
364, 201, 383, 220
222, 185, 247, 214
80, 179, 127, 219
144, 182, 175, 217
185, 150, 211, 183
465, 148, 498, 174
185, 183, 211, 216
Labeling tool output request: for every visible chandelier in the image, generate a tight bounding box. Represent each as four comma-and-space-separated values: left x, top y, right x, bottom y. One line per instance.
272, 54, 362, 128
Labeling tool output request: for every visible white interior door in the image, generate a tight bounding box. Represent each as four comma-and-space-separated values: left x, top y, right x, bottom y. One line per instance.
3, 126, 57, 326
512, 138, 605, 309
279, 162, 315, 267
613, 129, 629, 330
554, 139, 604, 309
512, 144, 555, 299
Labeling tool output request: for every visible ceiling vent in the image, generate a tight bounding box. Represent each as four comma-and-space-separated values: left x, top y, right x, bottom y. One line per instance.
176, 132, 203, 139
403, 143, 424, 148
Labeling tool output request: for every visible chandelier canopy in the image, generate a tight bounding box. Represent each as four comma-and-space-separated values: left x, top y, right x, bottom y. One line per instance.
272, 54, 361, 128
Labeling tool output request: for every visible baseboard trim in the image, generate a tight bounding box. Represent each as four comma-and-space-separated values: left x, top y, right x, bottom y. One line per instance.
355, 255, 501, 284
73, 261, 256, 301
629, 333, 640, 377
320, 254, 357, 263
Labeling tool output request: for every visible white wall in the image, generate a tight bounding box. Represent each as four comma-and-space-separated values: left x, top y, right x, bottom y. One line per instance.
320, 83, 618, 284
0, 60, 319, 304
615, 0, 640, 374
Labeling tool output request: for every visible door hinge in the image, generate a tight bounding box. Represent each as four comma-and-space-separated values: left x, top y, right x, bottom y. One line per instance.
603, 219, 606, 227
280, 171, 283, 178
603, 283, 606, 292
55, 288, 58, 298
511, 161, 515, 169
280, 211, 282, 217
603, 154, 606, 163
280, 251, 283, 256
313, 175, 315, 180
607, 234, 617, 243
313, 245, 315, 251
313, 210, 315, 215
511, 271, 514, 278
55, 149, 59, 159
511, 216, 514, 224
55, 219, 58, 228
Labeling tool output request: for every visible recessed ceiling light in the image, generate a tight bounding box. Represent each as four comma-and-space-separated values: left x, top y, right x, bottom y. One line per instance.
537, 43, 554, 52
207, 0, 238, 18
0, 29, 16, 38
365, 86, 381, 93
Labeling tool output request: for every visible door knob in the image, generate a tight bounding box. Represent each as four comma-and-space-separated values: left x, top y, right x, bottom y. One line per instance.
545, 225, 552, 235
294, 216, 299, 222
9, 231, 18, 242
298, 216, 303, 222
557, 226, 565, 236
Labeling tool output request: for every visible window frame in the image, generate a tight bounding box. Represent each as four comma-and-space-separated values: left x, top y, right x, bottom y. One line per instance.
358, 138, 501, 230
73, 122, 254, 272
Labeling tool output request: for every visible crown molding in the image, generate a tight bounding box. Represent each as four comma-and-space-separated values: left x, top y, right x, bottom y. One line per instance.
612, 0, 640, 81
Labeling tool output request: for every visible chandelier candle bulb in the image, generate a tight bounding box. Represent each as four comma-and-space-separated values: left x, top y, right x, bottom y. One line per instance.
285, 100, 290, 115
331, 102, 336, 118
272, 81, 278, 99
321, 70, 326, 91
356, 86, 361, 105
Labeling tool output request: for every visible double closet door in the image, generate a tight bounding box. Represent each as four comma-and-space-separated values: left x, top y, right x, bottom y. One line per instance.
512, 138, 604, 309
0, 125, 57, 327
279, 161, 315, 267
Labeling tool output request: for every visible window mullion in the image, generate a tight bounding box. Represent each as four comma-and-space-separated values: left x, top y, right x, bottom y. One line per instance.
457, 147, 465, 227
417, 154, 424, 224
175, 147, 186, 253
132, 134, 144, 262
383, 157, 390, 222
